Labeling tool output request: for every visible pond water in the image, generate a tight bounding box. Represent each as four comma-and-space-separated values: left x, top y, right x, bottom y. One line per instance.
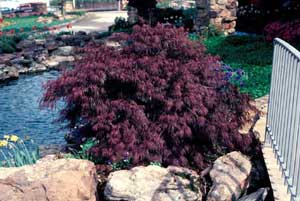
0, 71, 66, 145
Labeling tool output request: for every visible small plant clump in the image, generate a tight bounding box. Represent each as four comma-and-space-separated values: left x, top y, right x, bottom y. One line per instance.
42, 24, 258, 170
0, 135, 39, 167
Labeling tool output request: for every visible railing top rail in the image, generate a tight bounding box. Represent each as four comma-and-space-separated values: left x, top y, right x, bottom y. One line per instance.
274, 38, 300, 59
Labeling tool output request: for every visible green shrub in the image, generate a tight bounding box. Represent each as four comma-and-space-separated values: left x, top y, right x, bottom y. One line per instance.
0, 34, 29, 53
109, 17, 133, 33
0, 36, 17, 53
0, 41, 16, 53
66, 138, 100, 162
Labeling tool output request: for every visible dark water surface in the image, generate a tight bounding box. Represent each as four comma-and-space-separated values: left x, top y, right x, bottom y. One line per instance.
0, 71, 66, 145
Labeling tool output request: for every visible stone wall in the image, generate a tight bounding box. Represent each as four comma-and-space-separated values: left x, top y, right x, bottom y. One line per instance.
209, 0, 238, 35
127, 0, 238, 35
194, 0, 238, 34
195, 0, 209, 32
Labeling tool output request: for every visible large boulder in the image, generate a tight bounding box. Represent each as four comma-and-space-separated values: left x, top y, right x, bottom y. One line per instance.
0, 155, 98, 201
104, 165, 202, 201
207, 151, 252, 201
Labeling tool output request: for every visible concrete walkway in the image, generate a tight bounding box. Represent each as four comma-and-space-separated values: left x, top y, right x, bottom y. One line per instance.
62, 11, 128, 33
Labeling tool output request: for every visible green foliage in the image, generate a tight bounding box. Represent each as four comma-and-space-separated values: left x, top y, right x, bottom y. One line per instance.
0, 135, 39, 167
67, 10, 86, 16
0, 34, 28, 53
65, 138, 133, 171
0, 41, 16, 53
188, 32, 200, 41
111, 158, 132, 171
201, 24, 224, 39
203, 35, 273, 98
66, 138, 100, 162
156, 0, 172, 8
109, 17, 133, 33
149, 161, 162, 166
57, 31, 73, 36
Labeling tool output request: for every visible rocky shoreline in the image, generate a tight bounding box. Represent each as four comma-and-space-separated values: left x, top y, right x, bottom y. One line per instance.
0, 151, 270, 201
0, 31, 108, 83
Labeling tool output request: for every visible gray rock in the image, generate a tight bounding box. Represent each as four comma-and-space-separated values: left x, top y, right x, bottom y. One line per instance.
0, 54, 17, 64
76, 31, 87, 36
29, 62, 47, 73
16, 39, 36, 50
9, 56, 32, 66
34, 38, 46, 46
42, 55, 75, 69
45, 39, 59, 51
39, 144, 67, 158
207, 151, 252, 201
0, 66, 19, 81
42, 59, 60, 69
105, 165, 202, 201
237, 188, 269, 201
13, 64, 29, 74
52, 46, 75, 56
22, 50, 35, 60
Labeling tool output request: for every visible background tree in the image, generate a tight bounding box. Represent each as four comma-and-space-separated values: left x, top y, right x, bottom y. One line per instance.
60, 0, 65, 16
128, 0, 157, 19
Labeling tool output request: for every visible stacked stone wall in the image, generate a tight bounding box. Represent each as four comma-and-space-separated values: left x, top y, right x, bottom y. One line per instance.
127, 0, 238, 35
209, 0, 238, 34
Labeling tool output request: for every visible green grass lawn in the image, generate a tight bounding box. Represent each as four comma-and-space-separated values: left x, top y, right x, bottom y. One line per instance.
2, 15, 75, 33
203, 35, 274, 98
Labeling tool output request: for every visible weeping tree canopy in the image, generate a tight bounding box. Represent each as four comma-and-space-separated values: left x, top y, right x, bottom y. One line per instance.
128, 0, 157, 18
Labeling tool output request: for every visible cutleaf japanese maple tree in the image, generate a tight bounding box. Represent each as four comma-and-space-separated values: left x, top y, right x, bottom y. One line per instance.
42, 24, 258, 170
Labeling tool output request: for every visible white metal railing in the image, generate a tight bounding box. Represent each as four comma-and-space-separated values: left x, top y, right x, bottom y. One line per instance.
266, 38, 300, 201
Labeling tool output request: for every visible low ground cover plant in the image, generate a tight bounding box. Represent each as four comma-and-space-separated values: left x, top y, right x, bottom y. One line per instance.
203, 35, 273, 98
42, 24, 259, 171
1, 14, 75, 33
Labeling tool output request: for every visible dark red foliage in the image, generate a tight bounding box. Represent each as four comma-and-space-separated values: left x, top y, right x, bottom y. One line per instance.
264, 19, 300, 44
42, 24, 258, 170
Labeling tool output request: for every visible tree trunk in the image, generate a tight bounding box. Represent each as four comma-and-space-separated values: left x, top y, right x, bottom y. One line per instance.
194, 0, 209, 32
0, 0, 2, 21
61, 0, 65, 16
